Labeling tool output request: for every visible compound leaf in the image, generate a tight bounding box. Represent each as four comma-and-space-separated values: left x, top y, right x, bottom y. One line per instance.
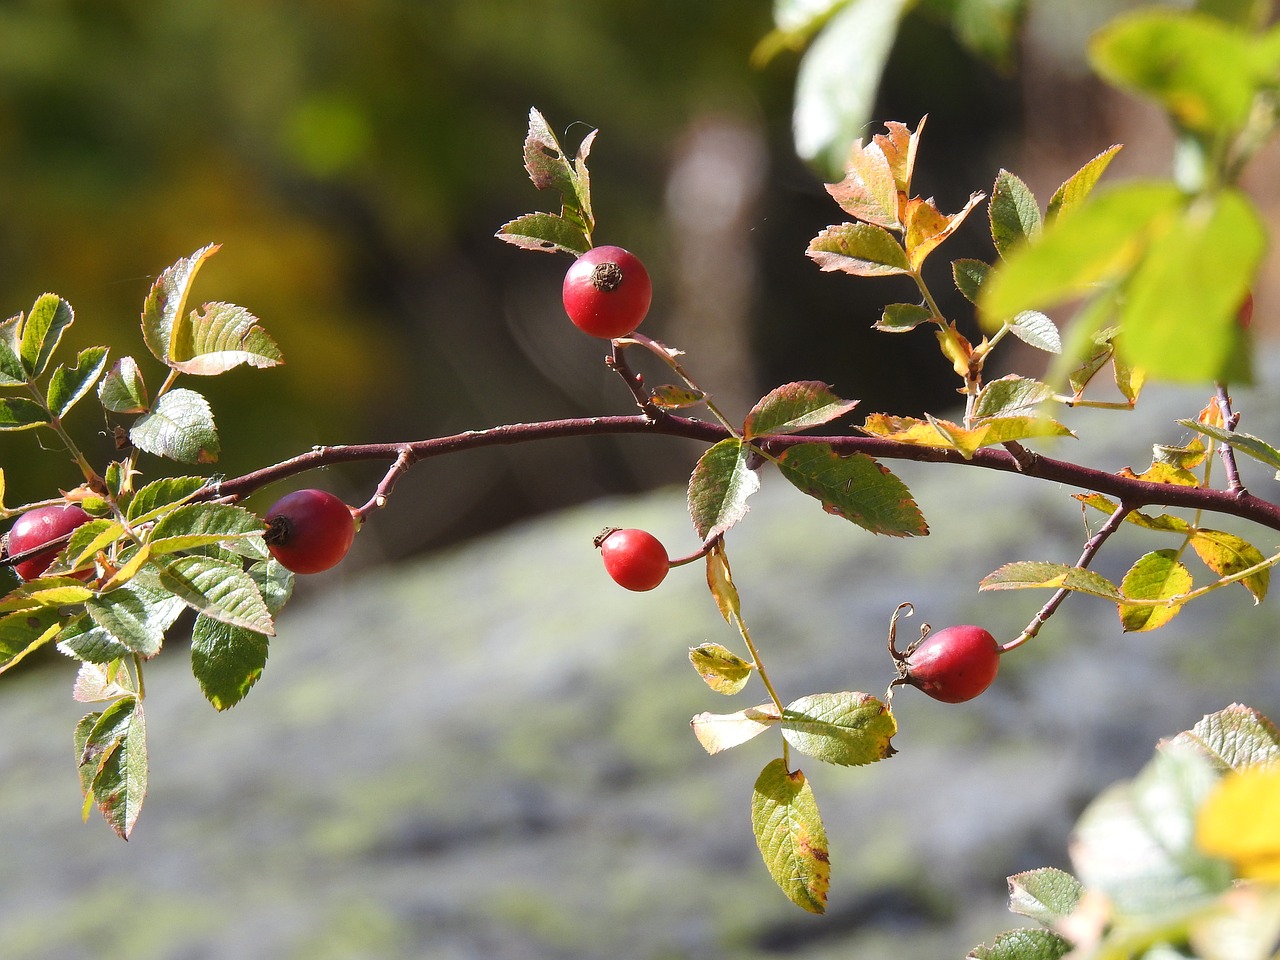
20, 293, 74, 378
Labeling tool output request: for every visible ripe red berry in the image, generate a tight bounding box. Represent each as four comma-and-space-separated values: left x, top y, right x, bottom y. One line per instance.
7, 504, 93, 580
595, 527, 669, 592
892, 623, 1001, 703
263, 489, 356, 574
561, 245, 652, 339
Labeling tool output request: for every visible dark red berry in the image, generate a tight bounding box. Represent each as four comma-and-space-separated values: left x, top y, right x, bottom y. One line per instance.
264, 489, 356, 574
595, 527, 669, 592
562, 245, 652, 339
892, 623, 1001, 703
7, 504, 93, 580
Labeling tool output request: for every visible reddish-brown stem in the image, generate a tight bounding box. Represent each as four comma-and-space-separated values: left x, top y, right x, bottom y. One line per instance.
1003, 500, 1134, 653
1214, 383, 1246, 495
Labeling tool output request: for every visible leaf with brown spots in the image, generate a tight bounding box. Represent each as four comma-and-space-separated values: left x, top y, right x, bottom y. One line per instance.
752, 758, 830, 914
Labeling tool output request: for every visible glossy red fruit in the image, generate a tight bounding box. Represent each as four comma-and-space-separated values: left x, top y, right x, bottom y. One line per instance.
264, 489, 356, 574
8, 504, 93, 580
595, 527, 669, 592
895, 624, 1001, 703
561, 245, 652, 339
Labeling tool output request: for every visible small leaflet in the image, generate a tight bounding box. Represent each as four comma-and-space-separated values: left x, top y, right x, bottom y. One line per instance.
688, 642, 754, 695
690, 703, 779, 755
751, 758, 830, 914
1118, 549, 1192, 632
743, 381, 858, 439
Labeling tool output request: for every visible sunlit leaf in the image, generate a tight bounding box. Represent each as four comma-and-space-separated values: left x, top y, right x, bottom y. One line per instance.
0, 607, 64, 674
980, 561, 1122, 600
126, 476, 207, 523
76, 696, 147, 839
752, 758, 830, 914
875, 302, 933, 332
1007, 310, 1062, 354
153, 555, 275, 634
1047, 144, 1123, 221
690, 703, 779, 754
129, 388, 220, 463
1007, 867, 1085, 926
46, 346, 109, 419
792, 0, 912, 176
972, 376, 1053, 420
20, 293, 74, 378
1090, 9, 1265, 136
147, 503, 266, 557
168, 302, 282, 376
905, 192, 984, 272
0, 397, 49, 431
85, 584, 186, 659
781, 692, 896, 766
688, 439, 760, 541
495, 212, 590, 256
72, 662, 135, 704
989, 169, 1041, 257
952, 257, 989, 303
1178, 419, 1280, 477
967, 928, 1072, 960
744, 381, 858, 439
1189, 529, 1269, 602
1168, 703, 1280, 772
825, 138, 900, 229
648, 384, 705, 410
776, 443, 927, 536
1119, 549, 1192, 632
806, 222, 910, 276
689, 642, 754, 695
1197, 765, 1280, 881
142, 244, 220, 367
97, 356, 149, 414
977, 182, 1184, 329
1075, 492, 1190, 534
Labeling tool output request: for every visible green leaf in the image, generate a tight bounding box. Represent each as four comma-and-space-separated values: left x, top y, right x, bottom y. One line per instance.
0, 321, 26, 386
980, 561, 1122, 600
20, 293, 74, 378
495, 212, 591, 256
946, 0, 1028, 72
147, 503, 266, 557
0, 607, 65, 674
977, 181, 1184, 329
153, 555, 275, 634
1196, 0, 1272, 29
751, 758, 830, 914
1119, 549, 1193, 632
1007, 867, 1085, 926
190, 613, 270, 711
952, 258, 990, 303
1070, 742, 1231, 917
806, 222, 910, 276
84, 584, 186, 659
46, 346, 109, 419
1090, 10, 1265, 137
142, 244, 221, 368
744, 381, 858, 439
77, 696, 148, 839
58, 615, 133, 665
0, 397, 50, 431
777, 443, 927, 536
781, 692, 897, 766
1189, 529, 1269, 602
1178, 419, 1280, 477
688, 642, 754, 695
167, 301, 282, 376
875, 302, 933, 332
97, 356, 149, 414
1167, 703, 1280, 772
1047, 144, 1123, 221
972, 376, 1053, 420
1118, 189, 1265, 383
967, 928, 1072, 960
1076, 492, 1191, 534
126, 476, 207, 523
989, 169, 1042, 257
129, 387, 220, 463
66, 518, 125, 572
690, 703, 779, 755
687, 438, 760, 541
1007, 311, 1062, 354
792, 0, 912, 176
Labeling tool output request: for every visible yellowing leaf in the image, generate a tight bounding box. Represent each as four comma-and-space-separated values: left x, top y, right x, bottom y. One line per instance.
690, 704, 779, 755
705, 541, 741, 625
1197, 765, 1280, 881
752, 758, 830, 914
905, 192, 985, 272
1119, 549, 1193, 632
807, 222, 910, 276
1190, 529, 1270, 603
825, 139, 899, 229
688, 642, 754, 695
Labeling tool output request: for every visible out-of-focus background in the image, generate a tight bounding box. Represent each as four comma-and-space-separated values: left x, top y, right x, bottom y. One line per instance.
1, 1, 1279, 958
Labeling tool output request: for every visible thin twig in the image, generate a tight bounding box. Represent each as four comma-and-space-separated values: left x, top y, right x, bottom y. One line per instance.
1214, 382, 1247, 495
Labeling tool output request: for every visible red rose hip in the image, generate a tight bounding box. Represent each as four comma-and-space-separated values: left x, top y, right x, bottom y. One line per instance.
264, 489, 356, 574
595, 527, 669, 592
7, 503, 93, 580
561, 245, 652, 339
891, 623, 1001, 703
